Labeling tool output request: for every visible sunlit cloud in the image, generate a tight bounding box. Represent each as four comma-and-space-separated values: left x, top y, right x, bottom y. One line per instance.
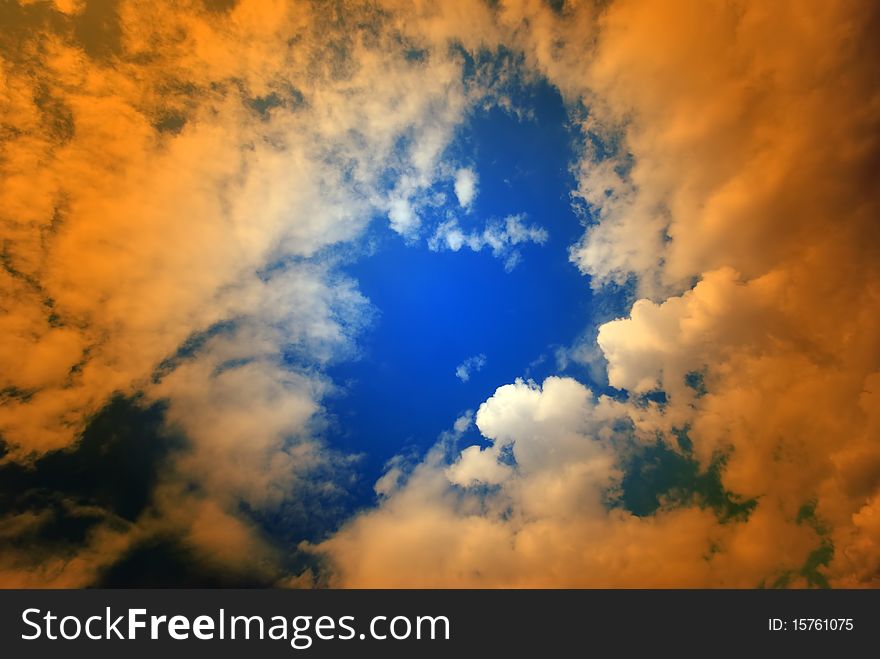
1, 0, 878, 589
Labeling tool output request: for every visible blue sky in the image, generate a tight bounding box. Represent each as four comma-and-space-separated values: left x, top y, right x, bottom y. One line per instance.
324, 76, 599, 493
4, 0, 869, 589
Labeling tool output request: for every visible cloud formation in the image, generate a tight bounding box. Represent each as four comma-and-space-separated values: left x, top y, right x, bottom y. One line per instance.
454, 354, 486, 383
0, 0, 492, 585
315, 0, 880, 588
2, 0, 878, 589
316, 376, 819, 587
453, 167, 478, 209
428, 213, 548, 271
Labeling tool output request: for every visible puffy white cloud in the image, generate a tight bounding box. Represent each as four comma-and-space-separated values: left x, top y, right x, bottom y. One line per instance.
315, 375, 822, 586
446, 444, 512, 487
387, 197, 420, 237
453, 167, 478, 208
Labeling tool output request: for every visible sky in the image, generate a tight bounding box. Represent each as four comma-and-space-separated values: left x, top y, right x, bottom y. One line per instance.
324, 79, 599, 485
1, 0, 879, 588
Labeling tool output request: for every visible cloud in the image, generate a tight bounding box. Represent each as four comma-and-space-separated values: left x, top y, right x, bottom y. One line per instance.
557, 0, 880, 587
454, 354, 486, 382
387, 197, 420, 237
453, 167, 478, 208
452, 411, 473, 434
3, 0, 879, 589
0, 0, 497, 584
428, 214, 548, 271
315, 0, 880, 588
315, 376, 822, 587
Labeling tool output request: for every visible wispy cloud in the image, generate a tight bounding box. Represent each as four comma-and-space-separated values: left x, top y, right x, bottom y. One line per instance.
455, 354, 486, 382
428, 214, 548, 271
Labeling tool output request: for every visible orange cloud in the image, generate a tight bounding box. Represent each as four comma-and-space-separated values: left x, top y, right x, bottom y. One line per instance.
316, 0, 880, 588
2, 0, 878, 588
0, 0, 484, 585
